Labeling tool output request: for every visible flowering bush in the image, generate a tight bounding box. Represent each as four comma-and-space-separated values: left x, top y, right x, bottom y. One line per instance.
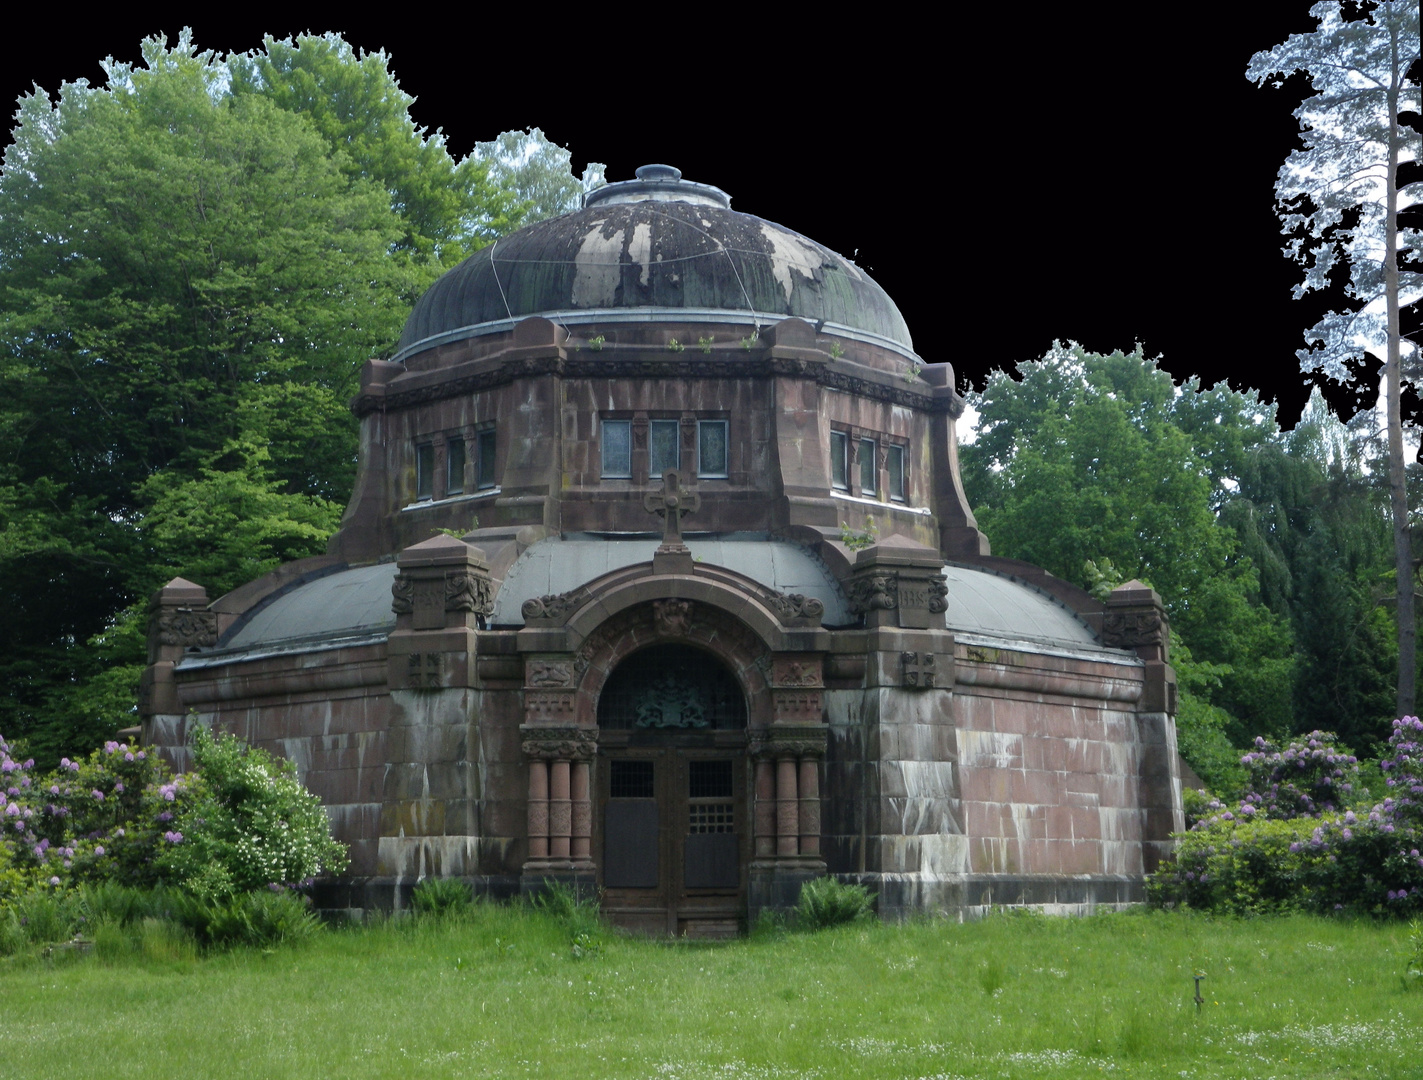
156, 727, 347, 901
1239, 730, 1358, 818
1151, 719, 1423, 916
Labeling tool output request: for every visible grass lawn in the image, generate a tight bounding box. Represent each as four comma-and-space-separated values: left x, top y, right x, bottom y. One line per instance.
1, 906, 1418, 1079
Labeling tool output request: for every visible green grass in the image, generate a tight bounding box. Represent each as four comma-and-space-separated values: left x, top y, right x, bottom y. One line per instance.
0, 906, 1417, 1079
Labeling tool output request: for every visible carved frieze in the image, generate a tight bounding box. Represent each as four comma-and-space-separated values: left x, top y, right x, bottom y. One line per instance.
764, 591, 826, 624
770, 658, 823, 688
652, 598, 693, 637
520, 725, 597, 761
526, 660, 575, 688
846, 573, 898, 613
157, 607, 218, 648
771, 690, 824, 724
1102, 611, 1164, 649
524, 690, 577, 718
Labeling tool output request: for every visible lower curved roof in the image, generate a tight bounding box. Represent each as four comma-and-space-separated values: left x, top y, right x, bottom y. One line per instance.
202, 542, 1106, 656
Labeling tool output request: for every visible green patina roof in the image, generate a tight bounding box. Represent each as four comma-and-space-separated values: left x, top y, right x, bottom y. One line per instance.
398, 200, 912, 353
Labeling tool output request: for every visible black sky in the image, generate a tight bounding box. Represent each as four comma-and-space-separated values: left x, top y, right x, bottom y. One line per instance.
8, 9, 1418, 426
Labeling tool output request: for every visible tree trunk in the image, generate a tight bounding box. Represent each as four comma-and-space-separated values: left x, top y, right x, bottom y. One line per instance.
1385, 28, 1414, 718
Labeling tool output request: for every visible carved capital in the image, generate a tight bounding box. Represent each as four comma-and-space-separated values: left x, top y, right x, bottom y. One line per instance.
391, 575, 414, 615
446, 571, 494, 616
926, 577, 949, 614
157, 607, 217, 648
749, 724, 828, 761
520, 725, 597, 762
846, 572, 898, 613
1102, 611, 1164, 650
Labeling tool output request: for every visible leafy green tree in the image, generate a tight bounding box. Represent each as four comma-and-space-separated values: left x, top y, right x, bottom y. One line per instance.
227, 33, 525, 272
962, 343, 1296, 754
1248, 1, 1422, 713
0, 33, 411, 761
474, 127, 606, 224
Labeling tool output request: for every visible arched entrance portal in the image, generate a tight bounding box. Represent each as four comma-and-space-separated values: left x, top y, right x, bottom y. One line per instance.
596, 644, 749, 937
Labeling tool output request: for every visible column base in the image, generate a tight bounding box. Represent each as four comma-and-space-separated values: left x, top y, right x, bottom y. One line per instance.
519, 860, 598, 901
748, 857, 827, 922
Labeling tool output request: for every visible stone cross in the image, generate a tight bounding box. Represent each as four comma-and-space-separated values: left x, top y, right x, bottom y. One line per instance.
644, 470, 700, 552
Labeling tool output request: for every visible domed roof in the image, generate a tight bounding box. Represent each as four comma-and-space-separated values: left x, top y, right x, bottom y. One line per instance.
395, 165, 913, 357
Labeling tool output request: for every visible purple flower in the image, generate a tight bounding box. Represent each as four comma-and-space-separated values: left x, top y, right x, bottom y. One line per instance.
136, 751, 145, 760
123, 753, 134, 763
114, 828, 124, 838
49, 876, 59, 886
113, 783, 124, 794
94, 846, 104, 856
91, 790, 104, 802
162, 831, 183, 844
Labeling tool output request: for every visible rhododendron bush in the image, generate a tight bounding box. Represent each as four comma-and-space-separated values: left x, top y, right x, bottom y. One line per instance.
0, 726, 345, 907
1151, 721, 1423, 915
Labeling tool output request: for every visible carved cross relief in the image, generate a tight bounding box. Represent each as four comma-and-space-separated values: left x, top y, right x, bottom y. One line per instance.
643, 470, 700, 552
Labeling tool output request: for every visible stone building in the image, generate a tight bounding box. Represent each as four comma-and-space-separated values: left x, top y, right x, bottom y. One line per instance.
141, 165, 1184, 933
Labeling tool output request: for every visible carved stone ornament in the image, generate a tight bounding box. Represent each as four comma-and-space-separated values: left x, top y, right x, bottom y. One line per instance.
1102, 611, 1164, 649
527, 660, 575, 688
521, 589, 585, 622
748, 727, 828, 761
520, 726, 597, 761
407, 652, 442, 690
446, 571, 494, 616
846, 572, 898, 614
926, 577, 949, 614
764, 591, 826, 622
157, 607, 218, 648
900, 651, 937, 689
771, 659, 823, 687
391, 575, 414, 615
652, 598, 693, 637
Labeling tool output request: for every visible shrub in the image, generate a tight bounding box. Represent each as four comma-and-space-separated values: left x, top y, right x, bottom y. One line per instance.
169, 888, 321, 950
1152, 718, 1423, 916
158, 727, 348, 900
410, 876, 472, 918
795, 876, 875, 929
1239, 730, 1358, 818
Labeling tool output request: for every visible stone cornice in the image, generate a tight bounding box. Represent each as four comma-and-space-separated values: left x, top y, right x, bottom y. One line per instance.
353, 353, 962, 417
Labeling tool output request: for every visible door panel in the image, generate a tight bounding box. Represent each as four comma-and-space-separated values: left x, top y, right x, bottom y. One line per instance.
604, 800, 659, 887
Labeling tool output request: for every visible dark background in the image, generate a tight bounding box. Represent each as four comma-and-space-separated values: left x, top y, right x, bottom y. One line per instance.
7, 8, 1418, 426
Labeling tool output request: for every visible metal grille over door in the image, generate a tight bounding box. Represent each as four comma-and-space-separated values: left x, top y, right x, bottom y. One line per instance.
604, 760, 658, 887
685, 760, 738, 888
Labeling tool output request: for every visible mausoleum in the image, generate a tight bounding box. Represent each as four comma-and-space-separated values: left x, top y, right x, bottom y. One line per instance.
141, 165, 1184, 933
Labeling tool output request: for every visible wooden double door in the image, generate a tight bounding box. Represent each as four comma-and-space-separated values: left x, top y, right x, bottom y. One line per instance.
596, 736, 748, 937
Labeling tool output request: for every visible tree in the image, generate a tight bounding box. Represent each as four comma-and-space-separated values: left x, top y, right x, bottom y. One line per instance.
227, 33, 526, 273
0, 33, 412, 762
473, 128, 606, 224
962, 344, 1296, 755
1248, 1, 1422, 713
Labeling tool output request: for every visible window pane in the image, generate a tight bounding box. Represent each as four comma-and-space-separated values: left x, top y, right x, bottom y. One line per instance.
888, 444, 905, 501
447, 437, 465, 495
860, 438, 877, 495
650, 419, 680, 476
698, 420, 728, 477
830, 431, 847, 490
477, 429, 497, 488
416, 443, 435, 500
602, 420, 631, 478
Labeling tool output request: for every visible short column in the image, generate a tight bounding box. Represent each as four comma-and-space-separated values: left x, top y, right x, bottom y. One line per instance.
776, 756, 799, 857
570, 760, 592, 863
527, 759, 549, 860
798, 756, 821, 857
549, 759, 572, 859
754, 758, 776, 858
